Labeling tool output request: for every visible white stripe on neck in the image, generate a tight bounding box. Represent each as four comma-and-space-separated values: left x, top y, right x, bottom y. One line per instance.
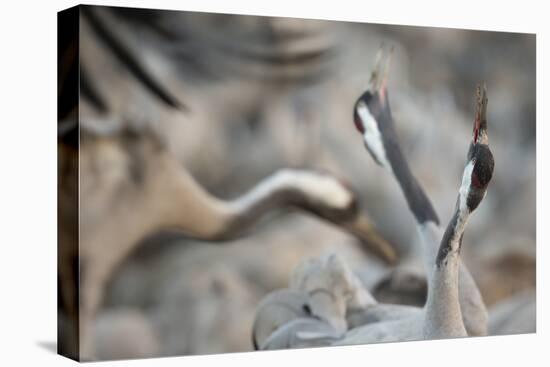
283, 170, 354, 209
459, 160, 475, 213
356, 101, 392, 171
229, 169, 354, 213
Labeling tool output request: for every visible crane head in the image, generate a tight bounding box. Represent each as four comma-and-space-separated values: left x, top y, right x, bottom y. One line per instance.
352, 46, 394, 170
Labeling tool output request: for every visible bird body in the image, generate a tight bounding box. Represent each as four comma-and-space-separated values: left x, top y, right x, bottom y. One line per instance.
346, 303, 421, 329
254, 252, 378, 350
336, 314, 423, 345
261, 318, 343, 350
252, 289, 313, 350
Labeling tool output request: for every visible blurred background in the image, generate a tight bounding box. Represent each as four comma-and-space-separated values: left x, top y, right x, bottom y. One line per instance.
58, 5, 535, 360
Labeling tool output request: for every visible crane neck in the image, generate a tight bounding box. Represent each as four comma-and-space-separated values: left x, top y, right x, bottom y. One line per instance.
378, 118, 439, 226
423, 198, 470, 338
169, 169, 356, 241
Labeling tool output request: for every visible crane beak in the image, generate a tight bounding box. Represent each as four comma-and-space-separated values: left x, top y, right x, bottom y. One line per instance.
473, 83, 488, 144
342, 213, 398, 265
369, 45, 394, 105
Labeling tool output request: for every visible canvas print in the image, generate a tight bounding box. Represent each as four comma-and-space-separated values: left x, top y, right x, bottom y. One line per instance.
57, 5, 536, 362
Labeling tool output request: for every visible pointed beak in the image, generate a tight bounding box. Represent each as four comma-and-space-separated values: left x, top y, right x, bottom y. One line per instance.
369, 45, 394, 103
473, 83, 488, 144
342, 213, 398, 265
